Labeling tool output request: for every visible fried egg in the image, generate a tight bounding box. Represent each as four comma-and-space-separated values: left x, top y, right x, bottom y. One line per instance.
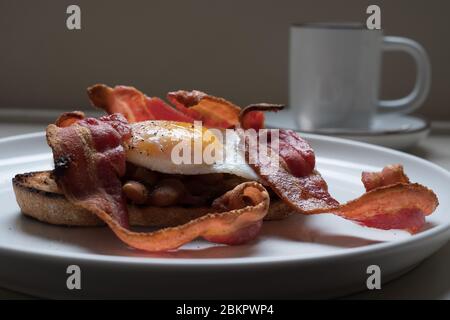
126, 121, 259, 181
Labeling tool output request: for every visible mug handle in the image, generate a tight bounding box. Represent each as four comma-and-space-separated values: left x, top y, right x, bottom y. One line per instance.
378, 36, 431, 114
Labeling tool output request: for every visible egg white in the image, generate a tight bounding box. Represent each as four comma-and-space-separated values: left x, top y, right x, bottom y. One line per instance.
125, 121, 259, 181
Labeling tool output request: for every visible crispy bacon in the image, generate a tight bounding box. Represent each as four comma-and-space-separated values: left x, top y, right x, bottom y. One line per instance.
241, 111, 265, 131
46, 112, 270, 251
167, 90, 242, 128
146, 97, 195, 122
249, 156, 339, 212
111, 182, 269, 251
55, 111, 86, 127
332, 183, 436, 232
166, 90, 265, 130
248, 131, 438, 233
278, 130, 315, 177
246, 124, 316, 178
87, 84, 194, 123
362, 164, 410, 191
88, 84, 266, 130
88, 84, 155, 122
239, 103, 283, 131
47, 113, 131, 227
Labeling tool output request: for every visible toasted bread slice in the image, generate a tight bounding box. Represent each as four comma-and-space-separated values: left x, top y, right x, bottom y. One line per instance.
13, 171, 292, 227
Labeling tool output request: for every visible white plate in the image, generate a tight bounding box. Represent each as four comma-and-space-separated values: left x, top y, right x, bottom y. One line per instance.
0, 132, 449, 299
266, 112, 430, 150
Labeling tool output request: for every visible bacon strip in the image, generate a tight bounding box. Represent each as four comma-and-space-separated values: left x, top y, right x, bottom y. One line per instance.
105, 182, 269, 251
243, 129, 336, 210
278, 130, 316, 177
239, 103, 283, 131
167, 90, 265, 129
88, 84, 266, 130
46, 113, 270, 251
250, 156, 339, 212
333, 183, 435, 232
167, 90, 241, 128
87, 84, 194, 123
88, 84, 155, 122
55, 111, 86, 127
362, 164, 410, 191
248, 131, 438, 233
146, 97, 194, 122
47, 113, 132, 227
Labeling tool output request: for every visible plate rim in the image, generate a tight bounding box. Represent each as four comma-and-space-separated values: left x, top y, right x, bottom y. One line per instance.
0, 131, 449, 267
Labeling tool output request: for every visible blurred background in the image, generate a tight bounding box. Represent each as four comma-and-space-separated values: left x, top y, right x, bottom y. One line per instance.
0, 0, 449, 121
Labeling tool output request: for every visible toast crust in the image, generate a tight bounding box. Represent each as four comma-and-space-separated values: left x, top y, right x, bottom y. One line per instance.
13, 171, 292, 227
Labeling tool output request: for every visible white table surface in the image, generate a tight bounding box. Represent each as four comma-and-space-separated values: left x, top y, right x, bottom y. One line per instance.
0, 122, 449, 300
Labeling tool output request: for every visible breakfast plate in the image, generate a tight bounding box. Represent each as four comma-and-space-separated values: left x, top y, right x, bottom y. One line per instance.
0, 132, 449, 299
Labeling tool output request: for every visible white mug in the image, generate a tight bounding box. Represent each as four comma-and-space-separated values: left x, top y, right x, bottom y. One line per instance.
289, 23, 431, 130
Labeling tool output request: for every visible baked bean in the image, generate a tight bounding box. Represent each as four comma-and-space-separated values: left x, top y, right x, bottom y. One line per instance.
148, 179, 186, 207
122, 180, 149, 204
